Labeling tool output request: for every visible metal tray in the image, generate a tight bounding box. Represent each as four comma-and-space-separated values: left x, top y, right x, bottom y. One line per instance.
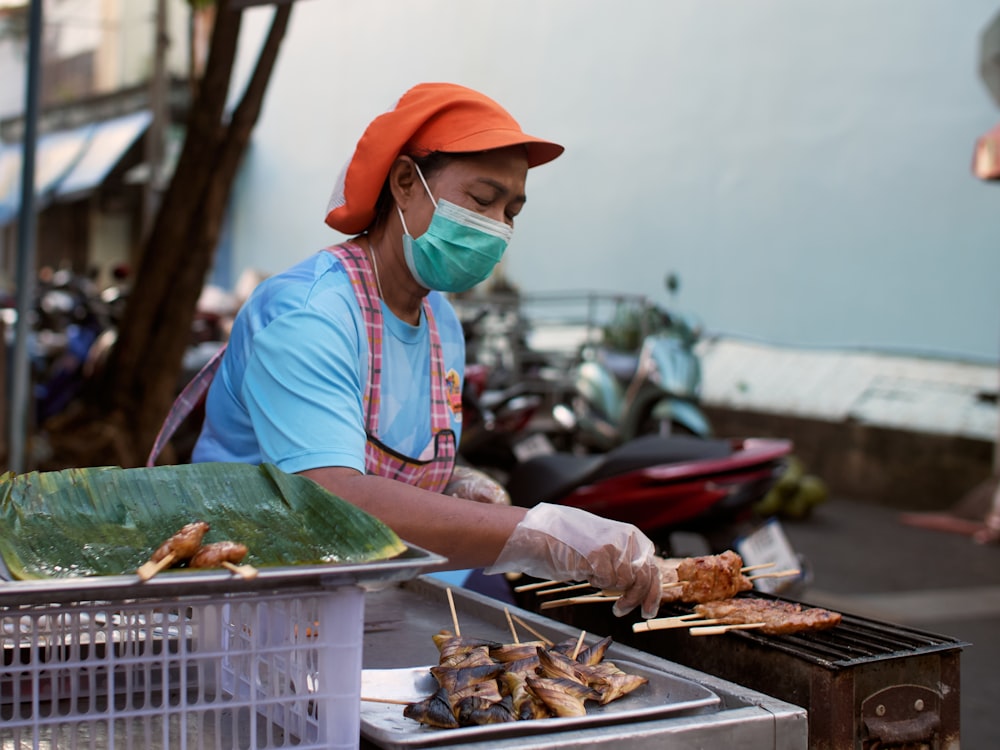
0, 545, 445, 606
358, 659, 720, 748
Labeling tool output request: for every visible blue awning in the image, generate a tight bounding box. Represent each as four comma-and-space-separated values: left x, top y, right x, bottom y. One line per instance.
56, 109, 152, 200
0, 109, 151, 226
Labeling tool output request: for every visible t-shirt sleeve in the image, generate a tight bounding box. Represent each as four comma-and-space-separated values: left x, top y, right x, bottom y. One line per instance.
241, 306, 367, 474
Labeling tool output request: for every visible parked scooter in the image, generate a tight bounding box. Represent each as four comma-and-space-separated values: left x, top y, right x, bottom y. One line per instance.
561, 280, 710, 453
505, 433, 793, 554
459, 362, 546, 478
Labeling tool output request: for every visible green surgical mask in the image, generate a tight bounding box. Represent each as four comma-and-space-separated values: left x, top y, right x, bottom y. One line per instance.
398, 165, 513, 293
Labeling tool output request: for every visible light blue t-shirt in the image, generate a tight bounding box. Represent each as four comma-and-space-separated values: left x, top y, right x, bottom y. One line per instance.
192, 249, 465, 475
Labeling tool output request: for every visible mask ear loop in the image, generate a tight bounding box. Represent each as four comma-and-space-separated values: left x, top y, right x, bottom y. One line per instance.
397, 160, 438, 236
412, 162, 438, 208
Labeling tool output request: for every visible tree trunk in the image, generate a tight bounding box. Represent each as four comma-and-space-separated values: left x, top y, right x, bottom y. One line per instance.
42, 0, 293, 470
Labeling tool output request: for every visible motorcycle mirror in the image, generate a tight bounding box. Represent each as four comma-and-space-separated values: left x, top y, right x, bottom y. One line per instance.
665, 272, 680, 296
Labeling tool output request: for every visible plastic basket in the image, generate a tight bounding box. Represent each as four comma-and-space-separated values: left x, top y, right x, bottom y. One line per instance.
1, 585, 365, 750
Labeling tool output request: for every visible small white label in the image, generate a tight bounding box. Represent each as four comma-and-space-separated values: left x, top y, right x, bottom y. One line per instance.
736, 519, 801, 594
512, 433, 556, 462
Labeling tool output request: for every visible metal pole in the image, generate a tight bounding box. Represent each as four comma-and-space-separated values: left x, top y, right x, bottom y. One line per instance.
143, 0, 168, 239
9, 0, 44, 474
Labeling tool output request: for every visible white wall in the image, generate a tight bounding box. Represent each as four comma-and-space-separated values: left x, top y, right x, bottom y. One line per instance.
227, 0, 1000, 362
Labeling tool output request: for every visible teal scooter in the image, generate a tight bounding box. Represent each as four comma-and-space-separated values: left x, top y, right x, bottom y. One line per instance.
561, 277, 710, 453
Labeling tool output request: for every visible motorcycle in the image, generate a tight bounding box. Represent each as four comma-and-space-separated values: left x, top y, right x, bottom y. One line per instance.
456, 299, 568, 480
505, 433, 793, 553
563, 286, 709, 453
458, 361, 547, 478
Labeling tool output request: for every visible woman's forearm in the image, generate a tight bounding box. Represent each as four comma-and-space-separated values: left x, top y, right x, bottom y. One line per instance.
298, 467, 526, 569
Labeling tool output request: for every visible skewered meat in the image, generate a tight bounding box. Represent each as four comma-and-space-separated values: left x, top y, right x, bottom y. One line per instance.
430, 663, 505, 693
150, 521, 209, 564
489, 641, 548, 663
403, 687, 460, 729
525, 676, 599, 717
656, 550, 753, 603
536, 646, 590, 685
573, 635, 613, 666
404, 629, 648, 729
694, 598, 842, 635
577, 661, 650, 705
500, 672, 550, 721
455, 693, 516, 725
189, 541, 248, 568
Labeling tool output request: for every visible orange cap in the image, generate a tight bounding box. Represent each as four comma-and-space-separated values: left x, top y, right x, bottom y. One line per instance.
325, 82, 564, 234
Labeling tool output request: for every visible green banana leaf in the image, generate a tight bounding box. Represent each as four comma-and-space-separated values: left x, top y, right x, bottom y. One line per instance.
0, 462, 406, 580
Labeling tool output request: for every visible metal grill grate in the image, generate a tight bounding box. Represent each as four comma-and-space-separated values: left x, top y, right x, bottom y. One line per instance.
657, 595, 966, 669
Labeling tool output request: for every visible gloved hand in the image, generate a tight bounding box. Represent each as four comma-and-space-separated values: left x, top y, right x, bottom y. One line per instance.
444, 465, 511, 505
485, 503, 661, 619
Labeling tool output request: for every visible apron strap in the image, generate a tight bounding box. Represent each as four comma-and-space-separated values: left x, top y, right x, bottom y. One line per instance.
145, 344, 226, 467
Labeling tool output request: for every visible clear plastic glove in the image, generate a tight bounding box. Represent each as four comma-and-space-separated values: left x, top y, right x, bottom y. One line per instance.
444, 465, 511, 505
485, 503, 661, 619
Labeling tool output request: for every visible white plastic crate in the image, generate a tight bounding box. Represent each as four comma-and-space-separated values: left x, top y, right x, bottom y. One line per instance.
1, 585, 365, 750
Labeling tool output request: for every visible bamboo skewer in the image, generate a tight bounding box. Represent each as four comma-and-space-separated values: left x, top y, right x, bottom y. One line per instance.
221, 561, 259, 579
446, 588, 461, 638
746, 569, 800, 582
137, 552, 175, 582
504, 607, 520, 644
539, 594, 620, 610
514, 579, 570, 593
535, 582, 593, 596
689, 622, 766, 636
513, 560, 781, 599
632, 614, 719, 633
740, 562, 776, 573
633, 616, 768, 635
509, 614, 554, 647
570, 630, 587, 660
361, 696, 413, 705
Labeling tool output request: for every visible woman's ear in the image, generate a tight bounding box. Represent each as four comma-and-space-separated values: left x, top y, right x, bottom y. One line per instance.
388, 156, 419, 210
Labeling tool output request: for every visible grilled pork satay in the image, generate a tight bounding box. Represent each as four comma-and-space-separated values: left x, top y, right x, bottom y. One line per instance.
694, 598, 842, 635
189, 541, 248, 569
657, 550, 753, 603
150, 521, 210, 564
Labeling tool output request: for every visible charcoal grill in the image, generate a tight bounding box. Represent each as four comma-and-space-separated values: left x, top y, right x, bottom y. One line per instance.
527, 590, 966, 750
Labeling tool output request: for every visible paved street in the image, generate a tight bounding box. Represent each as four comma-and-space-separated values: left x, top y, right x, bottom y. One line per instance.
782, 496, 1000, 748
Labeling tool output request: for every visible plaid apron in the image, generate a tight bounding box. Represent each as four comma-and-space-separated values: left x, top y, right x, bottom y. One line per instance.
147, 242, 457, 494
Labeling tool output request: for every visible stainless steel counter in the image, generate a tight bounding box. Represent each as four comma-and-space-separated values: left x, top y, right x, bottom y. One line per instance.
361, 576, 808, 750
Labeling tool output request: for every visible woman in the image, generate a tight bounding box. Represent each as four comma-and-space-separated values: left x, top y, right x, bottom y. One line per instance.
189, 82, 661, 618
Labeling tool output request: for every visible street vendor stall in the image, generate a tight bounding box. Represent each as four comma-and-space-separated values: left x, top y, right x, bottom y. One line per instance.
1, 463, 811, 750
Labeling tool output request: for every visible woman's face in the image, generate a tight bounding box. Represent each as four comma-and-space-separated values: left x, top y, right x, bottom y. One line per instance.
404, 146, 530, 237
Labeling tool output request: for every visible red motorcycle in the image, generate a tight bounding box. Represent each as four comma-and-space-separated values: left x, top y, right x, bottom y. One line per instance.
503, 433, 793, 553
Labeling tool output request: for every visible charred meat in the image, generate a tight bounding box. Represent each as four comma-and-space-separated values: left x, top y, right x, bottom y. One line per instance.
150, 521, 210, 564
694, 598, 842, 635
657, 550, 753, 603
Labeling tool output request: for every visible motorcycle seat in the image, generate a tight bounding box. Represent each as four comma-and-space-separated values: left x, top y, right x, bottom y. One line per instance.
507, 434, 733, 508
